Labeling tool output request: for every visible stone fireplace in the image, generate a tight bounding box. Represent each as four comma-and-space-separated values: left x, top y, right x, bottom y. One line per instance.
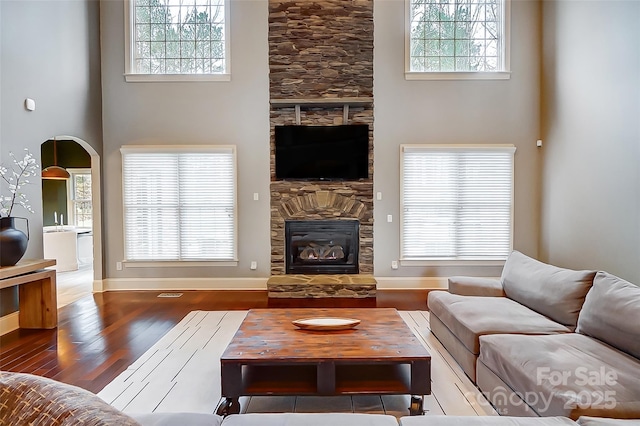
268, 0, 375, 282
270, 186, 373, 275
268, 187, 375, 297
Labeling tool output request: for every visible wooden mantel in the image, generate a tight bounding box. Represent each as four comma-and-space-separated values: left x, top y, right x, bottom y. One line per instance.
270, 98, 374, 124
270, 97, 373, 108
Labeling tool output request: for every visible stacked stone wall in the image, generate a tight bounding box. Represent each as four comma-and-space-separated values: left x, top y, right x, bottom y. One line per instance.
269, 0, 373, 99
269, 0, 375, 275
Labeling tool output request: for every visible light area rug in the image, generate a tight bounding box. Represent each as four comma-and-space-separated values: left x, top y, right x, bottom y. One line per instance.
97, 310, 496, 418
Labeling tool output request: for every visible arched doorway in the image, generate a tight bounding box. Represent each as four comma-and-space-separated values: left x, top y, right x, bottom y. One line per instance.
40, 136, 103, 305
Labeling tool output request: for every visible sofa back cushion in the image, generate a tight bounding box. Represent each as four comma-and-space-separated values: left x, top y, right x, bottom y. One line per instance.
577, 271, 640, 359
501, 251, 596, 327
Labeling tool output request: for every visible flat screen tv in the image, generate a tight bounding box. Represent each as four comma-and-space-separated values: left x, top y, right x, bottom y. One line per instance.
275, 124, 369, 180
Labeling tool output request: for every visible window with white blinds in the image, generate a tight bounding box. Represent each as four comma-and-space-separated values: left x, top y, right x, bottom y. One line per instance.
400, 144, 515, 261
121, 145, 236, 262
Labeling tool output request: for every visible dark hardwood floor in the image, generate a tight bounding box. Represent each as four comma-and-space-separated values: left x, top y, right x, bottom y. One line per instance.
0, 290, 429, 394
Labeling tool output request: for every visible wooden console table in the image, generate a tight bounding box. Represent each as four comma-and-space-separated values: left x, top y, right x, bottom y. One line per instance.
0, 259, 57, 329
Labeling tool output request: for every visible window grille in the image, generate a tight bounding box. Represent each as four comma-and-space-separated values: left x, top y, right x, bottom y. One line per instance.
121, 145, 236, 261
407, 0, 509, 74
401, 144, 515, 261
68, 169, 92, 228
125, 0, 228, 78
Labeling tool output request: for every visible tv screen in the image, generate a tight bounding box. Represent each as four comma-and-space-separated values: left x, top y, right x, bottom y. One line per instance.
275, 124, 369, 180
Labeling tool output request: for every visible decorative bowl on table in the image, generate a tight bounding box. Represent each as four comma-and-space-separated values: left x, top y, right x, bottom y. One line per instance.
291, 317, 360, 331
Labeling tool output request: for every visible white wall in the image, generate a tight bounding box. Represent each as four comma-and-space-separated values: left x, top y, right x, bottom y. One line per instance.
1, 0, 102, 257
102, 0, 540, 282
540, 1, 640, 283
0, 0, 102, 315
100, 0, 542, 285
99, 0, 271, 281
373, 0, 541, 278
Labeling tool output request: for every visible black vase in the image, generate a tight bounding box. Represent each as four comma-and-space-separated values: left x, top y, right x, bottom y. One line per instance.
0, 217, 29, 266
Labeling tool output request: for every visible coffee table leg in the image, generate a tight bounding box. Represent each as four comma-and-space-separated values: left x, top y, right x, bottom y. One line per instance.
216, 397, 240, 416
409, 395, 424, 416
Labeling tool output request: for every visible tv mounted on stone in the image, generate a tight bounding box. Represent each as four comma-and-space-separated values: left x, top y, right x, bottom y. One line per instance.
274, 124, 369, 181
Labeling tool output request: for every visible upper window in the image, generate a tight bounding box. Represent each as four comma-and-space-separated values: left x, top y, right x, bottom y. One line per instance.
406, 0, 510, 80
400, 144, 515, 263
121, 145, 237, 262
124, 0, 229, 82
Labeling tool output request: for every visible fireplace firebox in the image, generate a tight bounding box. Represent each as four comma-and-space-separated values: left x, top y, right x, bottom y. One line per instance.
285, 220, 359, 274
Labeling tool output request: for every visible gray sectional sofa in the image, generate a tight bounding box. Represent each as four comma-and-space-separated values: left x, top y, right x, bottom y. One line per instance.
428, 251, 640, 420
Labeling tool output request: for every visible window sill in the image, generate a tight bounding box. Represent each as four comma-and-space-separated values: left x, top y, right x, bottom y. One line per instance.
400, 259, 506, 267
405, 71, 511, 81
124, 73, 231, 83
123, 260, 238, 268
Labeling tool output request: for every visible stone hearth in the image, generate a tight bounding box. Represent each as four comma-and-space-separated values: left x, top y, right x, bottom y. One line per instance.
267, 274, 377, 298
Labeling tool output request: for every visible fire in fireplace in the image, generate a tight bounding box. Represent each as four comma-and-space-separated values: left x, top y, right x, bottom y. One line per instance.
285, 220, 359, 274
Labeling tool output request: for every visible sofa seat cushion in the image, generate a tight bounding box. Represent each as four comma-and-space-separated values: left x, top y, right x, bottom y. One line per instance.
428, 291, 571, 354
501, 251, 596, 327
577, 271, 640, 359
221, 413, 399, 426
478, 333, 640, 418
0, 371, 141, 425
399, 415, 578, 425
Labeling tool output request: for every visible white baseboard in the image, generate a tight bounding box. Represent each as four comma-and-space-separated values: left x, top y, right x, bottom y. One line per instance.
102, 276, 448, 291
375, 276, 448, 289
93, 280, 104, 293
103, 277, 269, 291
0, 312, 20, 336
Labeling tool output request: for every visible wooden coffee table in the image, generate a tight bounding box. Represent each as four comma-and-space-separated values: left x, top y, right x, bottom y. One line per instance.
217, 308, 431, 416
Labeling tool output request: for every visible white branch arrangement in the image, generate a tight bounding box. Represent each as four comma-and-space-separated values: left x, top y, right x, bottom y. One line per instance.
1, 149, 40, 217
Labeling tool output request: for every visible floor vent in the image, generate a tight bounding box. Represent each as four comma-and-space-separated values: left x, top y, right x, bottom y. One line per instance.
157, 293, 183, 298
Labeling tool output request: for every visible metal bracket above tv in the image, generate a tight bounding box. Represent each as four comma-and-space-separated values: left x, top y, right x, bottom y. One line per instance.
270, 97, 373, 125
